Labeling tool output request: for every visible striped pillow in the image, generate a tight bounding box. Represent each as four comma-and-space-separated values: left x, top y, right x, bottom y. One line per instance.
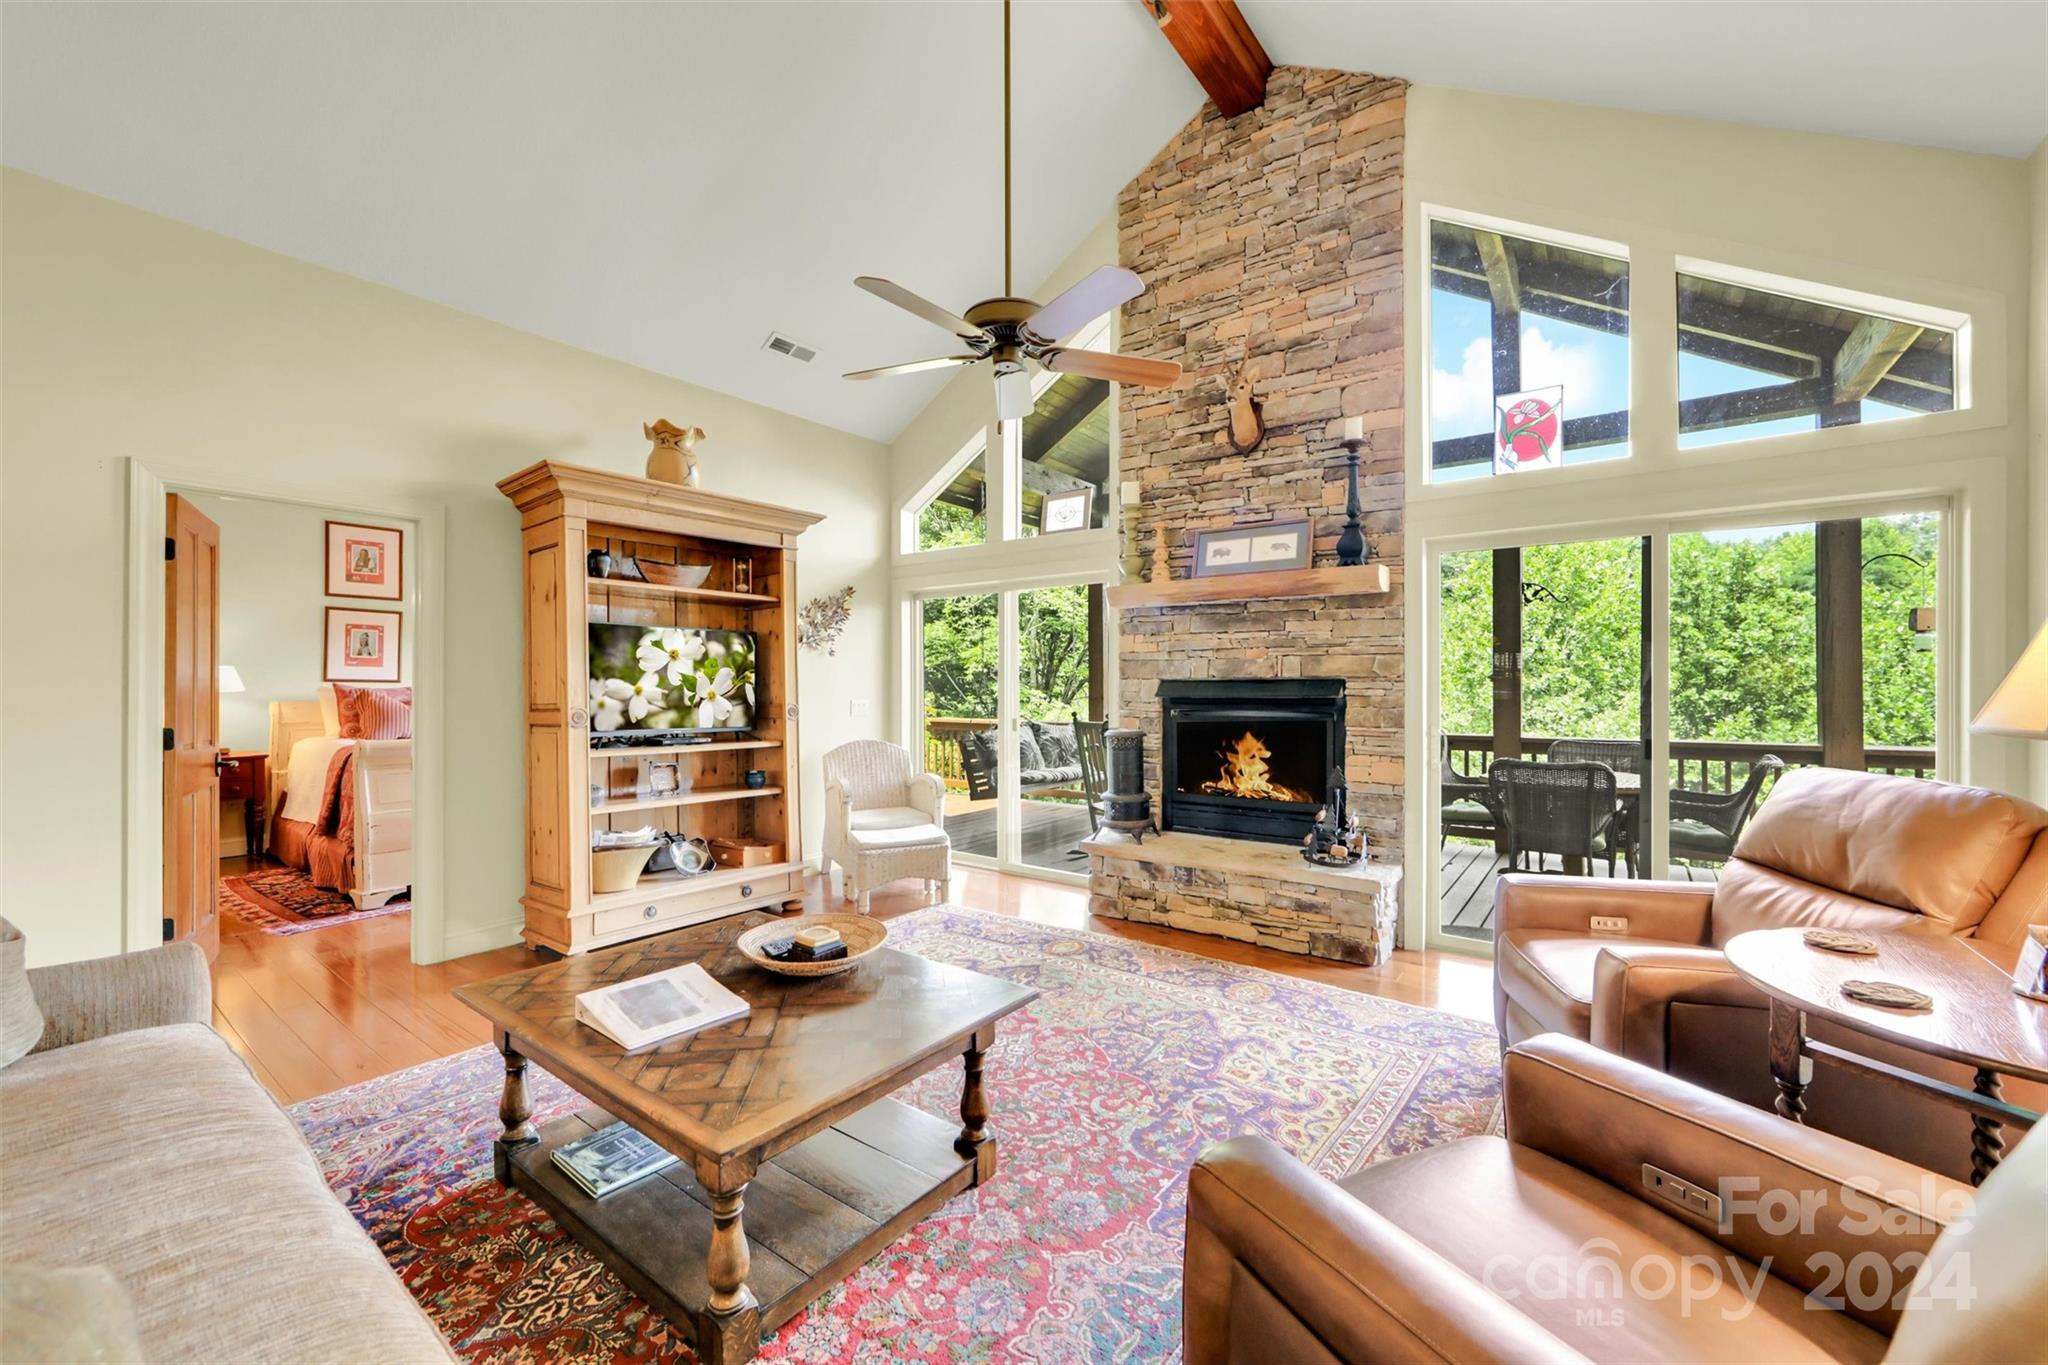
335, 684, 412, 740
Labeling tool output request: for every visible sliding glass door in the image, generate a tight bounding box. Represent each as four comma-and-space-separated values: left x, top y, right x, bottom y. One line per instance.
1436, 535, 1648, 943
1429, 506, 1942, 951
915, 579, 1111, 881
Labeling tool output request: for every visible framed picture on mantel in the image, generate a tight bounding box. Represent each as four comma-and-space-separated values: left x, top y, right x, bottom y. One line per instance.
1192, 519, 1312, 577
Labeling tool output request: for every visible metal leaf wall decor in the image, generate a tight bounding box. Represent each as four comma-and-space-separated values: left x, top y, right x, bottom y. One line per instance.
798, 586, 856, 656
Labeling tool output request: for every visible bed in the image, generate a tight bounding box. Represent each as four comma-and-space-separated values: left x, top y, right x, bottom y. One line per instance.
266, 686, 414, 910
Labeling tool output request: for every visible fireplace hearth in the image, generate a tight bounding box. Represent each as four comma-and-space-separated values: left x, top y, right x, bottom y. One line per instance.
1158, 679, 1346, 844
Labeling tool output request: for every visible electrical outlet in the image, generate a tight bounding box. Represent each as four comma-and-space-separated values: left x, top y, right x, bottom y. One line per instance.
849, 699, 870, 718
1590, 915, 1629, 934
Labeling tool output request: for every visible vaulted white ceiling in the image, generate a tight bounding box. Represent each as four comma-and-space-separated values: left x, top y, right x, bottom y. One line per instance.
4, 2, 2039, 443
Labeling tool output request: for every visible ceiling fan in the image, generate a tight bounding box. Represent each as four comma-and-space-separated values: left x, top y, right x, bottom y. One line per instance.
843, 0, 1182, 421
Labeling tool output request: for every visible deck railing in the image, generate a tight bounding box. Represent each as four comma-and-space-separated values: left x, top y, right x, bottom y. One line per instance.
1443, 733, 1935, 792
924, 716, 995, 788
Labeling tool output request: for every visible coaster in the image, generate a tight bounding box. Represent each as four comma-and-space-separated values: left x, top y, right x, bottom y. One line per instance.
1841, 979, 1934, 1011
1803, 928, 1879, 956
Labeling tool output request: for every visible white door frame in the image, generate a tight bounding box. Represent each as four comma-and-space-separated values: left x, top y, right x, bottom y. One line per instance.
121, 458, 449, 965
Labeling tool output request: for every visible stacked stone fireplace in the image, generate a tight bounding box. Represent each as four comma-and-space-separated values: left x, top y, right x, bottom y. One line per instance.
1085, 65, 1408, 965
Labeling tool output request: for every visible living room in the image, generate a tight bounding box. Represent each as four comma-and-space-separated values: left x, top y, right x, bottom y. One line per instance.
2, 2, 2045, 1362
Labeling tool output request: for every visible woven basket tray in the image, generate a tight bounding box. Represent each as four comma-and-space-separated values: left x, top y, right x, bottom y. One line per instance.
736, 915, 887, 978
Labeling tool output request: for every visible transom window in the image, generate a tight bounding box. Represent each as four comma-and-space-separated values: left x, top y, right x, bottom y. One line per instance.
1429, 219, 1630, 482
1677, 272, 1958, 448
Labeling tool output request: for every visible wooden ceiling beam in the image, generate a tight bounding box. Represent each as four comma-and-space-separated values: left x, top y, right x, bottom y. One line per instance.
1142, 0, 1273, 119
1833, 314, 1924, 404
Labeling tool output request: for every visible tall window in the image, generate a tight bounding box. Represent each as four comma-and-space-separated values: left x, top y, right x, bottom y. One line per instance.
1677, 274, 1957, 448
1019, 372, 1111, 536
910, 442, 988, 551
1429, 220, 1630, 482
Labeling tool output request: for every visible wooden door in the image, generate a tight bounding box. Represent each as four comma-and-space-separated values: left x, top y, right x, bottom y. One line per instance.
164, 493, 222, 961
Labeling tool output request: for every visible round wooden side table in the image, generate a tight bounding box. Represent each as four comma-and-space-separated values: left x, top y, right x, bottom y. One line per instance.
1724, 926, 2048, 1185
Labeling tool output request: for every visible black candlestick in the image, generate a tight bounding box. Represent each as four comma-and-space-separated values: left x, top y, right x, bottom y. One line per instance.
1336, 438, 1369, 567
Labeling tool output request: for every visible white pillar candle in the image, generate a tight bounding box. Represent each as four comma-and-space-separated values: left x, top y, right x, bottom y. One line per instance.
1121, 479, 1141, 505
1342, 416, 1365, 442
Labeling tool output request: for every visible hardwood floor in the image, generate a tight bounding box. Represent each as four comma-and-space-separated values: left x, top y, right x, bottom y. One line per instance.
212, 858, 1496, 1106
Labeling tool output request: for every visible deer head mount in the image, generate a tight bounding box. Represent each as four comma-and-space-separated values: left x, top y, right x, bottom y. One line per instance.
1226, 364, 1264, 455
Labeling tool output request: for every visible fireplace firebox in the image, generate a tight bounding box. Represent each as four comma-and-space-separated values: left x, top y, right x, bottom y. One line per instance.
1158, 679, 1346, 844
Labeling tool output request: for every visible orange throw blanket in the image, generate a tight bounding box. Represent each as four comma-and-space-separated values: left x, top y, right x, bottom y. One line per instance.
306, 746, 358, 894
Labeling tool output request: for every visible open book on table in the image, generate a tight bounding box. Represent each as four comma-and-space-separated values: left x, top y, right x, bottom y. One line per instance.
573, 962, 749, 1051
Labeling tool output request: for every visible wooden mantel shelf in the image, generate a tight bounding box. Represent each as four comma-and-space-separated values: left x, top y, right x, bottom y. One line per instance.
1106, 562, 1391, 609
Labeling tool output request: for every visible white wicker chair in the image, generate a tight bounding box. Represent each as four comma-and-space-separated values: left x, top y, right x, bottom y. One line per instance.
822, 740, 950, 913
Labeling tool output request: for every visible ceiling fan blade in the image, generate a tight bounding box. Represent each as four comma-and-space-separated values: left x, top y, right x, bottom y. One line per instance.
854, 276, 989, 343
843, 355, 980, 381
995, 368, 1034, 422
1021, 265, 1145, 343
1043, 347, 1183, 388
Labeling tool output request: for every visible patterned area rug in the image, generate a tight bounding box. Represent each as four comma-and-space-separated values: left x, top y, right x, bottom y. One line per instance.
291, 906, 1500, 1362
222, 864, 410, 936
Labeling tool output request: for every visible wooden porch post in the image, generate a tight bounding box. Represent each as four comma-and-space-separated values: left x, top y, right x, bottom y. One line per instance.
1816, 520, 1865, 771
1491, 548, 1523, 854
1086, 583, 1107, 721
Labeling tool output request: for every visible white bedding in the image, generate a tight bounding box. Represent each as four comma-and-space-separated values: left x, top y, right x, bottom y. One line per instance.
279, 737, 352, 824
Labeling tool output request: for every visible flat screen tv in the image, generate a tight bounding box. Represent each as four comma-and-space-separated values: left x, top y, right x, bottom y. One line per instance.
588, 624, 758, 737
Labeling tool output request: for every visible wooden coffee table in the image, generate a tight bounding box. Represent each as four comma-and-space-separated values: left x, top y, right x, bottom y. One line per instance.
1725, 927, 2048, 1185
454, 912, 1038, 1364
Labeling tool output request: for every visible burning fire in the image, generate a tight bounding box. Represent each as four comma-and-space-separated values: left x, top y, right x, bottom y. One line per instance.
1198, 731, 1314, 803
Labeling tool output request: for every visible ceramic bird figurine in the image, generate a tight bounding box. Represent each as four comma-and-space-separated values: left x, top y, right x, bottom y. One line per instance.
1226, 365, 1264, 454
644, 420, 705, 487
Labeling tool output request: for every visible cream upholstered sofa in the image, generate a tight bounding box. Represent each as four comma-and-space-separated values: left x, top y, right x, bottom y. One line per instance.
0, 927, 453, 1362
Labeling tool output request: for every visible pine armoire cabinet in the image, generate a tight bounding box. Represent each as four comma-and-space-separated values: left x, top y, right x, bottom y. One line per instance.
497, 461, 822, 955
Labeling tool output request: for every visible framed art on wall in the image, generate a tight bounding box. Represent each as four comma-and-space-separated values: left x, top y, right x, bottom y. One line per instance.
324, 607, 403, 682
1039, 487, 1092, 534
1191, 518, 1312, 577
325, 520, 405, 600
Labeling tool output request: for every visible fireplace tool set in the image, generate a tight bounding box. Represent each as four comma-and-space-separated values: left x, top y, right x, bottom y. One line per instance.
1302, 769, 1368, 867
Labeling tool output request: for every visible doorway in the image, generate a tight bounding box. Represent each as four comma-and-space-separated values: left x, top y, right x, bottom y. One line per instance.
129, 463, 442, 968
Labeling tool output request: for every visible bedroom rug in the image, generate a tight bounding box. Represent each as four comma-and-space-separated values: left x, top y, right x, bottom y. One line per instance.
290, 905, 1501, 1363
222, 864, 410, 935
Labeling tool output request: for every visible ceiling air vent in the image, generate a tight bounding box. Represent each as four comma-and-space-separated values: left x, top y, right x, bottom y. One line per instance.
762, 332, 817, 364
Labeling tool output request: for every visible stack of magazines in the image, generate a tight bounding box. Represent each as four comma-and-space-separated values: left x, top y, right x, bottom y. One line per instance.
552, 1121, 678, 1198
574, 961, 750, 1050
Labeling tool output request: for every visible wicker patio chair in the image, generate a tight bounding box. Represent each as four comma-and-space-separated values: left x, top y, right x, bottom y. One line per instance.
1547, 738, 1642, 872
1439, 734, 1497, 845
1546, 738, 1642, 772
1489, 759, 1622, 877
1670, 754, 1785, 873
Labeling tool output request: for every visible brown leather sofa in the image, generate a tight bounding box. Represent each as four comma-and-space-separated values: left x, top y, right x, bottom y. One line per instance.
1492, 767, 2048, 1178
1184, 1033, 2046, 1364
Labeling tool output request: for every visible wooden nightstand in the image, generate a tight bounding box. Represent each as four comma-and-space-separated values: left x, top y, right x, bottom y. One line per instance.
220, 750, 268, 860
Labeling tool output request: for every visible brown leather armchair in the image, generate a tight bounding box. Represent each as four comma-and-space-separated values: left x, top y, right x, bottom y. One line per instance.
1492, 767, 2048, 1179
1185, 1034, 2046, 1364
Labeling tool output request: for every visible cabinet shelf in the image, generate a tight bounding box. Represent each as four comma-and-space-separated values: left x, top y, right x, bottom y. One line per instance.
589, 739, 781, 759
585, 859, 808, 915
586, 577, 779, 606
593, 785, 782, 815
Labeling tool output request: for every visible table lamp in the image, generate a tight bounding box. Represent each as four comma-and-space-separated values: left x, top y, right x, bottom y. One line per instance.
1970, 622, 2048, 739
1971, 620, 2048, 1000
218, 665, 246, 695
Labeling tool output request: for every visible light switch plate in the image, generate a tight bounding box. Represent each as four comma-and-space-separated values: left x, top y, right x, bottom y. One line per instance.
1590, 915, 1629, 935
849, 699, 870, 717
